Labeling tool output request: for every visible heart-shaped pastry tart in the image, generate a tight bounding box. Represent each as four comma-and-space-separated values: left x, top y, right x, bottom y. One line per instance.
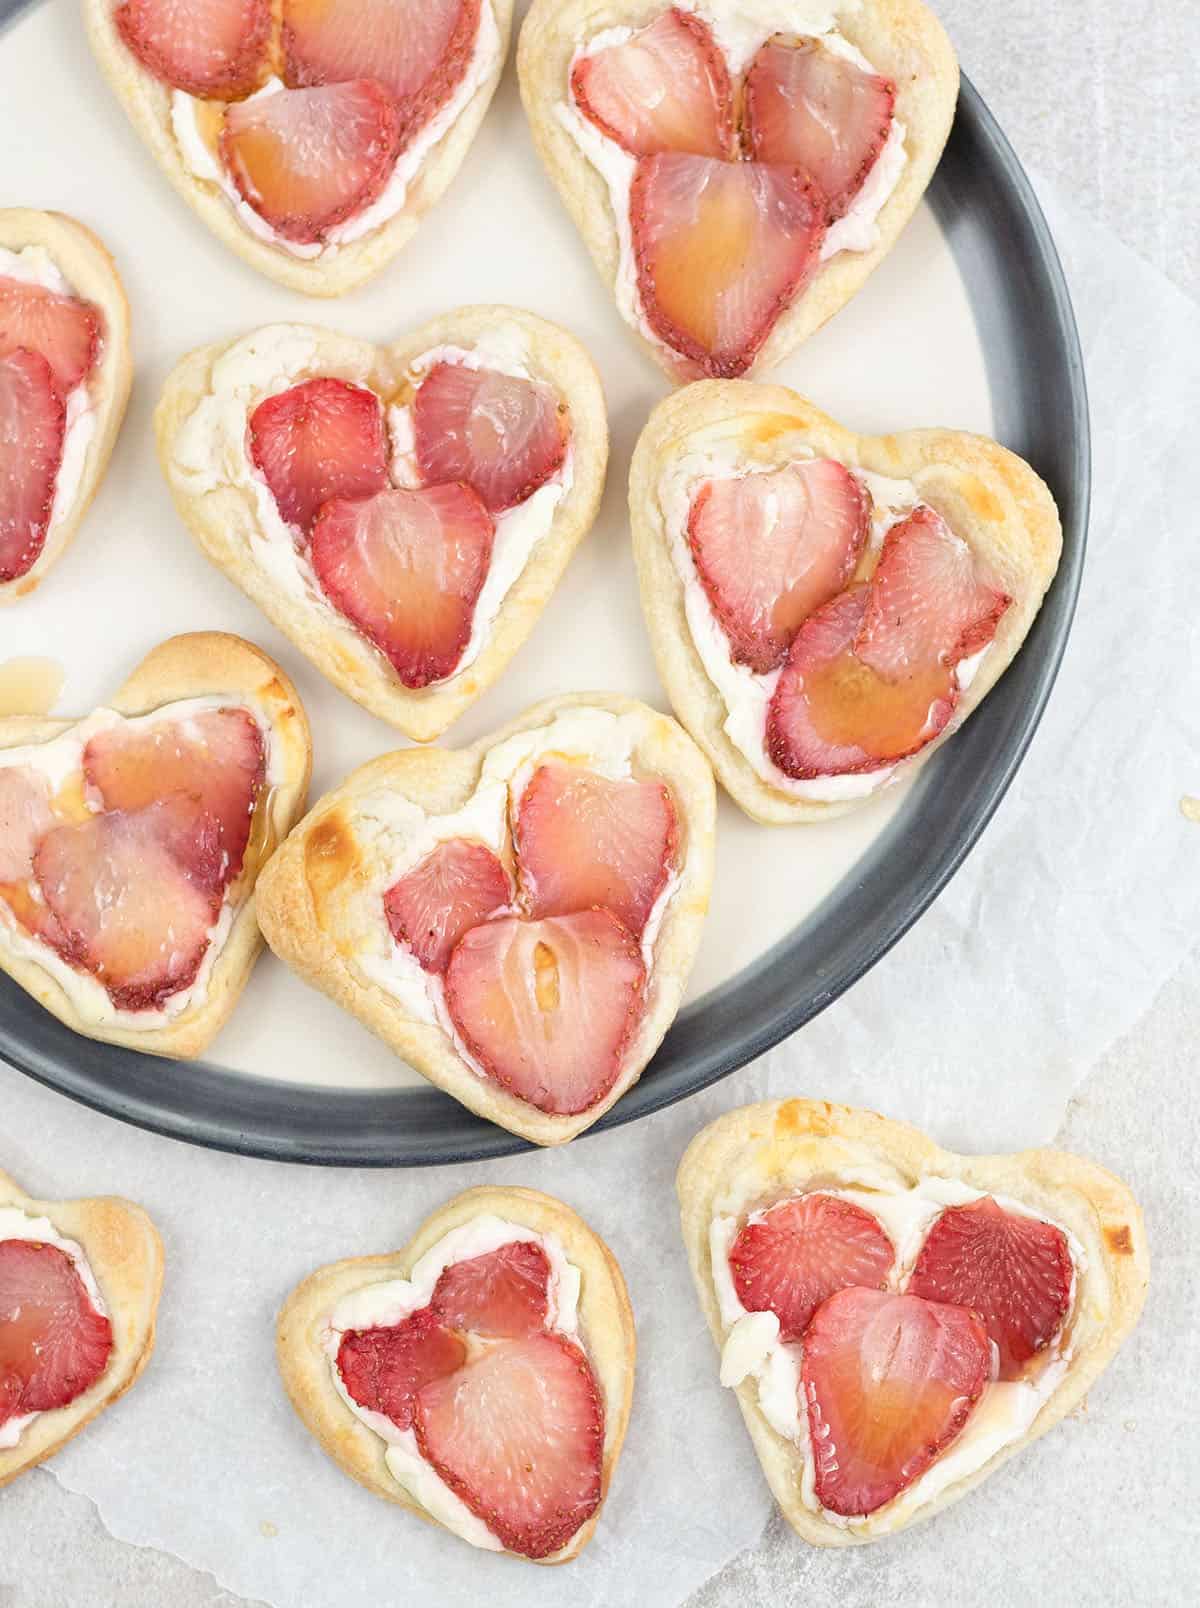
83, 0, 514, 295
1, 1166, 163, 1487
678, 1099, 1148, 1545
156, 309, 608, 741
278, 1185, 634, 1560
0, 632, 311, 1058
630, 382, 1063, 821
519, 1, 957, 379
256, 693, 715, 1143
0, 209, 131, 602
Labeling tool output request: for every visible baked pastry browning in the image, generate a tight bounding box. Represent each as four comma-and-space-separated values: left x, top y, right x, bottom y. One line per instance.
0, 1166, 163, 1487
277, 1185, 635, 1562
256, 692, 716, 1144
156, 308, 609, 742
519, 0, 958, 380
0, 632, 311, 1059
630, 382, 1063, 822
677, 1099, 1149, 1545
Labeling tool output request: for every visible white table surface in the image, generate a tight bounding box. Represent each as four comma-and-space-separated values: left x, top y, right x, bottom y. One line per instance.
3, 2, 1198, 1604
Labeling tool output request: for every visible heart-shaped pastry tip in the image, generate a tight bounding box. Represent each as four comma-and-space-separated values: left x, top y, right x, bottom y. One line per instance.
630, 382, 1063, 823
520, 1, 958, 379
678, 1099, 1149, 1546
0, 210, 131, 603
156, 308, 609, 741
277, 1186, 635, 1562
0, 633, 311, 1059
255, 693, 716, 1145
0, 1169, 163, 1489
83, 1, 515, 295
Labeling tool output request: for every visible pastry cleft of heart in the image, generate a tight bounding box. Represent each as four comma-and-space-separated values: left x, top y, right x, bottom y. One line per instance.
631, 382, 1063, 821
0, 209, 131, 601
678, 1100, 1149, 1544
278, 1186, 634, 1561
0, 633, 311, 1058
1, 1167, 163, 1487
84, 1, 514, 295
519, 1, 958, 379
156, 309, 608, 741
256, 694, 715, 1143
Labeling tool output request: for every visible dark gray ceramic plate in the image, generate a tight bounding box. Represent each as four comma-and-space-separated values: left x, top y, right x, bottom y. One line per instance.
0, 4, 1088, 1164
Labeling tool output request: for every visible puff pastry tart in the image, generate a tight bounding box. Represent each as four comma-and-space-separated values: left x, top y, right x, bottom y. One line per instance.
1, 1166, 163, 1487
157, 310, 608, 742
279, 1186, 634, 1561
0, 209, 131, 601
630, 382, 1063, 822
0, 633, 311, 1058
519, 0, 957, 380
256, 693, 715, 1143
678, 1099, 1149, 1545
84, 0, 514, 296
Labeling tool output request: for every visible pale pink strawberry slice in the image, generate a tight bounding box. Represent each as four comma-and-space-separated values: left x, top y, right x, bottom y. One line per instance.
0, 348, 65, 585
414, 1332, 603, 1558
221, 80, 401, 247
728, 1193, 894, 1342
631, 154, 825, 378
907, 1197, 1074, 1380
802, 1287, 991, 1517
83, 708, 265, 885
688, 461, 870, 673
248, 377, 389, 534
410, 362, 567, 513
283, 0, 481, 146
383, 838, 511, 973
571, 7, 735, 158
430, 1242, 552, 1339
444, 910, 645, 1115
0, 278, 100, 397
514, 762, 677, 939
743, 35, 896, 220
337, 1307, 466, 1431
310, 485, 494, 687
115, 0, 271, 99
0, 767, 53, 886
0, 1239, 113, 1424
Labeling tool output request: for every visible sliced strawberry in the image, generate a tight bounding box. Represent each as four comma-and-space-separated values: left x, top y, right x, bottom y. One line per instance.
221, 79, 401, 247
0, 1239, 112, 1424
0, 767, 53, 886
410, 362, 567, 514
688, 461, 870, 673
514, 762, 677, 939
115, 0, 271, 99
414, 1332, 603, 1558
337, 1307, 465, 1431
571, 7, 735, 158
310, 485, 494, 688
743, 35, 896, 219
907, 1197, 1074, 1380
802, 1287, 991, 1517
444, 910, 645, 1115
83, 708, 265, 886
0, 348, 65, 585
728, 1193, 894, 1342
282, 0, 481, 146
248, 377, 389, 535
383, 838, 510, 973
430, 1241, 551, 1339
631, 154, 824, 378
0, 278, 100, 397
856, 505, 1012, 684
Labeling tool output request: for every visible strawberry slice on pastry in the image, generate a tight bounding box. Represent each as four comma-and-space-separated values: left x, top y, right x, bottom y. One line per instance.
383, 838, 511, 974
248, 377, 390, 535
0, 278, 100, 398
0, 769, 53, 887
114, 0, 271, 100
430, 1240, 552, 1339
0, 1239, 113, 1429
338, 1307, 466, 1430
0, 349, 65, 585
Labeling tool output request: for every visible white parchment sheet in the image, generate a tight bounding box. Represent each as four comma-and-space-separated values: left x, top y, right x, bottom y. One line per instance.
1, 174, 1197, 1608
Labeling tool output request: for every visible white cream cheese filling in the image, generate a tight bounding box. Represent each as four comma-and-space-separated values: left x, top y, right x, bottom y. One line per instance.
323, 1214, 583, 1553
